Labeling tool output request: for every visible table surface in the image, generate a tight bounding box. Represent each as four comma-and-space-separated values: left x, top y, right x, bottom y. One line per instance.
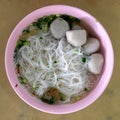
0, 0, 120, 119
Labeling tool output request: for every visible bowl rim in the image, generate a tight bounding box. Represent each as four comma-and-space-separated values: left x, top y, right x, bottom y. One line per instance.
5, 5, 114, 114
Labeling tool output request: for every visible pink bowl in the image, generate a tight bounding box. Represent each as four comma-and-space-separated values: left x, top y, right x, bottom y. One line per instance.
5, 5, 114, 114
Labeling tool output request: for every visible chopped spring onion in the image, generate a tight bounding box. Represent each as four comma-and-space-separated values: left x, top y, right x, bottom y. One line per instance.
33, 84, 39, 90
59, 92, 65, 101
84, 88, 88, 91
16, 64, 20, 67
82, 57, 86, 63
74, 49, 79, 53
18, 76, 28, 84
16, 40, 30, 50
41, 96, 55, 104
39, 36, 43, 40
32, 15, 57, 30
23, 28, 30, 33
24, 41, 30, 46
53, 60, 57, 64
49, 97, 55, 104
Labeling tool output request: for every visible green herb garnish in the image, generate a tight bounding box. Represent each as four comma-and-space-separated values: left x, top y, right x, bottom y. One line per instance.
84, 88, 88, 91
14, 52, 19, 62
16, 39, 30, 50
16, 64, 20, 67
60, 14, 80, 29
23, 28, 30, 33
32, 22, 39, 28
74, 49, 79, 53
39, 36, 43, 40
41, 96, 55, 104
16, 40, 23, 49
32, 15, 57, 30
53, 60, 57, 64
41, 97, 49, 103
16, 64, 21, 73
33, 84, 39, 90
18, 76, 27, 84
14, 40, 30, 62
82, 57, 86, 63
49, 97, 55, 104
59, 92, 66, 101
61, 14, 80, 23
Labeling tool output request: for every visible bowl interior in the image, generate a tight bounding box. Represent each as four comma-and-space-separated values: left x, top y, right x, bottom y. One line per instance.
5, 5, 114, 114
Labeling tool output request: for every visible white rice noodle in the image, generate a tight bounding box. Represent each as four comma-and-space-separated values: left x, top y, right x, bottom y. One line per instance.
16, 31, 98, 103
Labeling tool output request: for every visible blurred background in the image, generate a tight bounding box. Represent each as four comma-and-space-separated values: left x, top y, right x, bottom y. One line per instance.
0, 0, 120, 120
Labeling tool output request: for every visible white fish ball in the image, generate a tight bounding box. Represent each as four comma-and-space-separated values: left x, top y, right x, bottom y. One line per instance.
50, 18, 70, 39
88, 53, 104, 74
83, 38, 100, 54
66, 30, 87, 47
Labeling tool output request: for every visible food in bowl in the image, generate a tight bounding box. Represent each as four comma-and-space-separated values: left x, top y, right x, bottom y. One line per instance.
13, 14, 104, 104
